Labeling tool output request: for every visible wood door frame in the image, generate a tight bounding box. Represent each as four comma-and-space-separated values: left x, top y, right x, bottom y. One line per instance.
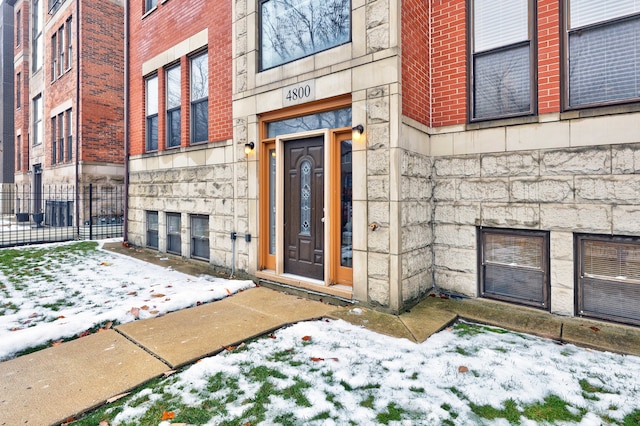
330, 130, 353, 286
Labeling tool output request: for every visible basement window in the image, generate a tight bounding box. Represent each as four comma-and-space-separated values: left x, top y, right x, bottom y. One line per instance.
576, 234, 640, 326
479, 228, 550, 309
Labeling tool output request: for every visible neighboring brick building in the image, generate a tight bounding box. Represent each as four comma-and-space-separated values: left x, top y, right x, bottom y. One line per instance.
1, 0, 15, 185
11, 0, 124, 212
127, 0, 640, 326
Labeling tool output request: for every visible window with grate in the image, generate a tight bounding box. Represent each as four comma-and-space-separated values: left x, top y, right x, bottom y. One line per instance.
146, 211, 158, 249
470, 0, 535, 120
577, 234, 640, 326
479, 228, 549, 309
566, 0, 640, 108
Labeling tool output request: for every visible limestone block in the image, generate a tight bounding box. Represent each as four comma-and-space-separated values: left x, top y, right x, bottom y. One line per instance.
401, 246, 431, 279
367, 149, 389, 175
453, 127, 506, 154
367, 25, 389, 53
401, 224, 432, 252
612, 206, 640, 234
214, 164, 234, 181
433, 202, 480, 225
481, 203, 539, 228
570, 112, 640, 147
402, 269, 432, 303
401, 200, 430, 226
236, 33, 247, 56
367, 0, 388, 29
368, 278, 390, 307
575, 176, 640, 204
540, 204, 611, 233
550, 286, 574, 317
368, 201, 390, 226
433, 246, 476, 273
234, 0, 246, 20
550, 231, 574, 262
401, 176, 431, 201
481, 152, 539, 177
366, 123, 390, 150
433, 156, 480, 178
506, 120, 569, 151
368, 176, 390, 200
368, 252, 389, 280
433, 179, 457, 202
367, 96, 390, 124
196, 167, 215, 182
434, 224, 476, 249
612, 143, 640, 174
434, 269, 477, 297
459, 179, 509, 202
367, 85, 389, 99
511, 178, 573, 203
401, 150, 431, 178
541, 147, 610, 176
368, 225, 390, 253
551, 258, 573, 291
215, 199, 234, 216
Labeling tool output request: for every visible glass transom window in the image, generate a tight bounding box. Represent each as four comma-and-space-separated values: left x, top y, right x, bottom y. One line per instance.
260, 0, 351, 70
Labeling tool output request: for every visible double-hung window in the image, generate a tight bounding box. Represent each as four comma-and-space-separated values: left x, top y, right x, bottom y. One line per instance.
146, 211, 159, 249
166, 65, 181, 148
146, 74, 158, 151
471, 0, 534, 120
166, 213, 181, 255
191, 215, 209, 260
145, 0, 157, 13
66, 109, 73, 160
33, 95, 43, 146
566, 1, 640, 108
32, 0, 43, 72
51, 32, 57, 80
66, 17, 73, 69
190, 53, 208, 144
16, 10, 21, 46
51, 117, 57, 164
259, 0, 351, 70
58, 27, 65, 76
16, 73, 21, 109
58, 113, 65, 162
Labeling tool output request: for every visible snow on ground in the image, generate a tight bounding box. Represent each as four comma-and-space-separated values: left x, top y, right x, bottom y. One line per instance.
105, 318, 640, 425
0, 239, 254, 361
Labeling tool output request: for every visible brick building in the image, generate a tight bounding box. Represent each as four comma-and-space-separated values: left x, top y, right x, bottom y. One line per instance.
1, 0, 15, 185
127, 0, 640, 326
11, 0, 124, 217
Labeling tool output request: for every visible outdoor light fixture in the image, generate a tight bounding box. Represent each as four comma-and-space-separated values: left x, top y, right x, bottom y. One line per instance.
352, 124, 364, 140
244, 142, 255, 155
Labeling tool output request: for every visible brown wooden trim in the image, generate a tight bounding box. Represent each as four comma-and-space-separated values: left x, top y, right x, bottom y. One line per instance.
259, 94, 352, 124
330, 130, 353, 286
259, 141, 276, 271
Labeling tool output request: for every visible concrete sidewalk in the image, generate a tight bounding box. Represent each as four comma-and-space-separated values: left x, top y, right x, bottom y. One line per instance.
1, 243, 638, 425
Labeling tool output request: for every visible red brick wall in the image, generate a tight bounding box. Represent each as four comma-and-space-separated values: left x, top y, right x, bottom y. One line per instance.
537, 0, 561, 114
401, 0, 430, 126
13, 1, 30, 172
127, 0, 232, 156
430, 1, 467, 128
79, 0, 125, 165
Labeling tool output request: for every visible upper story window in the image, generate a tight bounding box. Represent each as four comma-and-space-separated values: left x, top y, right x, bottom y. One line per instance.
566, 0, 640, 108
190, 52, 208, 144
32, 0, 44, 72
259, 0, 351, 71
146, 74, 159, 152
145, 0, 158, 13
166, 64, 181, 148
16, 10, 21, 46
470, 0, 534, 121
33, 95, 43, 146
66, 17, 73, 70
16, 73, 21, 109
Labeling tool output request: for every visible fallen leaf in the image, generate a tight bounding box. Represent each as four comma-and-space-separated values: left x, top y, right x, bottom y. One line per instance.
268, 333, 276, 339
140, 305, 150, 311
11, 327, 23, 331
225, 345, 237, 351
166, 285, 173, 288
226, 288, 232, 295
302, 336, 312, 341
149, 310, 159, 315
51, 340, 63, 347
106, 392, 130, 403
104, 321, 113, 330
151, 293, 165, 298
160, 411, 175, 421
127, 291, 137, 296
458, 366, 469, 373
163, 370, 176, 378
196, 301, 202, 306
311, 357, 324, 362
99, 421, 109, 426
78, 330, 91, 338
164, 298, 171, 302
29, 313, 38, 318
130, 307, 140, 318
590, 326, 600, 332
58, 315, 65, 319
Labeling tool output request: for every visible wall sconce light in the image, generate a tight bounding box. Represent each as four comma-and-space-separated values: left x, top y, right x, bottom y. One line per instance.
352, 124, 364, 141
244, 142, 255, 155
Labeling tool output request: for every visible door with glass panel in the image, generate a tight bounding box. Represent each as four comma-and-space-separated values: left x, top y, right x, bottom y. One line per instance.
284, 137, 324, 280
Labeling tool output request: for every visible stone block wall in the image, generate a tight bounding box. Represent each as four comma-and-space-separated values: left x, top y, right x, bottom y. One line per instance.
433, 140, 640, 316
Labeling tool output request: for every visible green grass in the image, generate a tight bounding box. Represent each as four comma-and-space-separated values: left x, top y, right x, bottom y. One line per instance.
470, 398, 521, 424
523, 395, 586, 423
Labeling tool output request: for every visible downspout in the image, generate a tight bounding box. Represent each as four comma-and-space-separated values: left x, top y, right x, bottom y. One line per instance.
123, 0, 130, 244
74, 0, 80, 239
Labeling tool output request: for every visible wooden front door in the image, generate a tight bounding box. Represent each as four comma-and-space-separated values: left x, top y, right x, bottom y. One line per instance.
284, 137, 324, 280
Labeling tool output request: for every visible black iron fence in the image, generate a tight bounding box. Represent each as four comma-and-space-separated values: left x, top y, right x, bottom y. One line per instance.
0, 183, 124, 248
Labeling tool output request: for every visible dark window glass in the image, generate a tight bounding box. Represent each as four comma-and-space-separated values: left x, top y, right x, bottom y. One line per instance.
166, 65, 181, 148
260, 0, 351, 70
190, 53, 208, 143
147, 211, 158, 249
167, 213, 181, 255
191, 215, 209, 260
340, 140, 353, 268
51, 117, 57, 164
266, 107, 351, 138
568, 15, 640, 107
145, 0, 157, 12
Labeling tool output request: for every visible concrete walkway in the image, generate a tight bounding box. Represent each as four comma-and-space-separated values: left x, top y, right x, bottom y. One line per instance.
1, 244, 638, 425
